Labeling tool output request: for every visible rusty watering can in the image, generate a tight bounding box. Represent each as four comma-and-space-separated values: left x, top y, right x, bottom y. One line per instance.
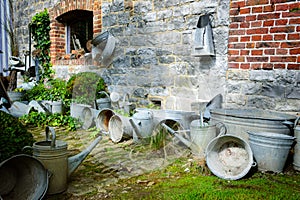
24, 126, 102, 194
161, 120, 226, 159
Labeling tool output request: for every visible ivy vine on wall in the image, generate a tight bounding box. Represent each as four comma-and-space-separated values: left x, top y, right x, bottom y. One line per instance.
30, 9, 53, 80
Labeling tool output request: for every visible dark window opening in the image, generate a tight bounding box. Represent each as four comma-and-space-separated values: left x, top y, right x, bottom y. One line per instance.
56, 10, 93, 55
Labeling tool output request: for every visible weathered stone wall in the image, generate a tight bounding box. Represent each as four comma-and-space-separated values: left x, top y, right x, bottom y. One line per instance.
12, 0, 58, 54
99, 0, 230, 111
12, 0, 299, 113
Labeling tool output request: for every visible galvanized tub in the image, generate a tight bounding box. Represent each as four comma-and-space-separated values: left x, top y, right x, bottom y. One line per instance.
210, 108, 296, 141
293, 117, 300, 171
0, 154, 49, 200
248, 131, 295, 173
206, 134, 255, 180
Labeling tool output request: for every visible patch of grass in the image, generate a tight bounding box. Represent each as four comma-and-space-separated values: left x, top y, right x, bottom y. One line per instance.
109, 157, 300, 200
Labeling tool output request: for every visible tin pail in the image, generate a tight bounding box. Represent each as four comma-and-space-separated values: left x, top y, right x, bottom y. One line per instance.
96, 91, 111, 110
108, 114, 133, 143
95, 108, 115, 132
293, 117, 300, 171
248, 131, 295, 173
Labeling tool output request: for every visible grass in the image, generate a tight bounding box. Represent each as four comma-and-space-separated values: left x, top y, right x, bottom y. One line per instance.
107, 157, 300, 200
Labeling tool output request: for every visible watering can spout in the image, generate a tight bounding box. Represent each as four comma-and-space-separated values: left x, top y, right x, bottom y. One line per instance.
68, 135, 102, 176
160, 122, 192, 148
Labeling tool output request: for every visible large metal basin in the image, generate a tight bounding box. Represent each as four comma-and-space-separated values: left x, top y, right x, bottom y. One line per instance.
210, 108, 296, 141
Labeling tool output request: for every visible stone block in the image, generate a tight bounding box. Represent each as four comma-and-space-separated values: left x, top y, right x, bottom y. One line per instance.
249, 70, 275, 82
261, 83, 285, 98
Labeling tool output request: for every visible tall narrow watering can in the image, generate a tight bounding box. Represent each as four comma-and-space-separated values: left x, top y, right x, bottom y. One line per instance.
24, 126, 102, 194
161, 121, 226, 159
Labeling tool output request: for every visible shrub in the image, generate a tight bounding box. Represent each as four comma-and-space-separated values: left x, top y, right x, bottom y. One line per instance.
0, 111, 35, 162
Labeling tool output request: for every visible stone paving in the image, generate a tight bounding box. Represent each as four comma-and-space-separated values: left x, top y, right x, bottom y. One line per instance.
30, 126, 189, 199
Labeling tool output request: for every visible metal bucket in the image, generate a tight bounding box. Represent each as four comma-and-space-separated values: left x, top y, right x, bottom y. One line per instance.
96, 91, 111, 110
95, 108, 115, 132
0, 154, 49, 200
248, 131, 295, 173
189, 120, 219, 159
32, 131, 68, 194
210, 108, 296, 142
51, 101, 63, 114
293, 117, 300, 171
206, 134, 255, 180
108, 114, 133, 143
70, 103, 91, 120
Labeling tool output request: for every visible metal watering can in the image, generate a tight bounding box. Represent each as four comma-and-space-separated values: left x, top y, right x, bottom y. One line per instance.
129, 110, 154, 141
161, 120, 226, 158
25, 126, 102, 194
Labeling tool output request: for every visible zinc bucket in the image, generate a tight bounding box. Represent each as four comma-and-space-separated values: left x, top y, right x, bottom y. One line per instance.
95, 108, 115, 132
80, 107, 95, 130
96, 91, 111, 110
206, 134, 255, 180
0, 154, 49, 200
108, 114, 133, 143
293, 117, 300, 171
247, 131, 295, 173
51, 101, 63, 114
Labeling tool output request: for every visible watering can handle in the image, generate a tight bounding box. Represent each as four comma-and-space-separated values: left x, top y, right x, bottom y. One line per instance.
45, 126, 56, 148
294, 116, 300, 129
98, 91, 110, 98
215, 122, 227, 137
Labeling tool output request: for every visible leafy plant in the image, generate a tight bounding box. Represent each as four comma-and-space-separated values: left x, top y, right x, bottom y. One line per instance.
30, 9, 53, 80
0, 111, 35, 162
24, 78, 68, 102
20, 111, 80, 131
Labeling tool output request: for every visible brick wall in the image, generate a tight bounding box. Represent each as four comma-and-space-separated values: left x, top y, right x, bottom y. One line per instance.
228, 0, 300, 70
48, 0, 102, 63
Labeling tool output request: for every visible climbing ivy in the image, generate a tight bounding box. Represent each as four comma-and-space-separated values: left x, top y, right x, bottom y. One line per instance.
30, 9, 53, 80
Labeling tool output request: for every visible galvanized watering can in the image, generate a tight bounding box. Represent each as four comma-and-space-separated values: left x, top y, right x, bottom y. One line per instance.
129, 109, 154, 140
161, 120, 226, 159
25, 126, 102, 194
